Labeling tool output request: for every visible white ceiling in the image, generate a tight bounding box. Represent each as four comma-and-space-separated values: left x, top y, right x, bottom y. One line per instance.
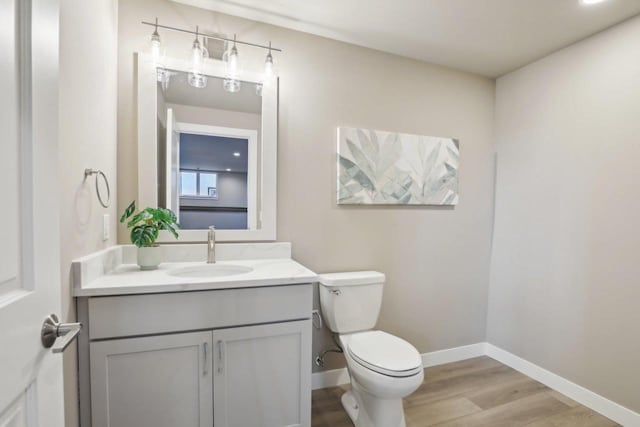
173, 0, 640, 77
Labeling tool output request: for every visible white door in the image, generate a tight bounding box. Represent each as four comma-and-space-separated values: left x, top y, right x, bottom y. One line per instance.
89, 331, 214, 427
0, 0, 65, 425
213, 321, 312, 427
166, 107, 180, 218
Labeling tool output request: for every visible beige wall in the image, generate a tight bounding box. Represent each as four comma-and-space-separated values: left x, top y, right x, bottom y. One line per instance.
118, 0, 496, 371
59, 1, 119, 425
489, 15, 640, 413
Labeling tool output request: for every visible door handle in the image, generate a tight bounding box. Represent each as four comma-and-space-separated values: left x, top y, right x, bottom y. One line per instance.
41, 314, 82, 353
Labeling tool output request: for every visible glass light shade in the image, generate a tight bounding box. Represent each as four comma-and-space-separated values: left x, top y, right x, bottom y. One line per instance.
223, 45, 239, 79
150, 38, 161, 62
263, 52, 274, 81
223, 78, 241, 93
191, 39, 203, 74
188, 72, 207, 88
157, 68, 171, 90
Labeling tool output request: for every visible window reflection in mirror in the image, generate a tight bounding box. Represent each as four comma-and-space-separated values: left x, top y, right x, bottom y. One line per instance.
156, 70, 261, 230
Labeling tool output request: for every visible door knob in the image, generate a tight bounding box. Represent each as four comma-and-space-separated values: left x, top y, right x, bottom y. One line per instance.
41, 314, 82, 353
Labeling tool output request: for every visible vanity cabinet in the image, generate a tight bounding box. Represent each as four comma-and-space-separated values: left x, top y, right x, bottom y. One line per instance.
77, 283, 313, 427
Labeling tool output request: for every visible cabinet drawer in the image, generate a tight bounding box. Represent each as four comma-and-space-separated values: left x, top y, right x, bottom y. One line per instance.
88, 284, 312, 339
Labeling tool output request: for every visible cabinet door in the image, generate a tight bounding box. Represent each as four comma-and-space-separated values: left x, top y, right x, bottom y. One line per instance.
213, 320, 312, 427
90, 331, 213, 427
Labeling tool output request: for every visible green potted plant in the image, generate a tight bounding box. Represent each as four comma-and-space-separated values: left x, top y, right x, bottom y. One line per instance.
120, 201, 180, 270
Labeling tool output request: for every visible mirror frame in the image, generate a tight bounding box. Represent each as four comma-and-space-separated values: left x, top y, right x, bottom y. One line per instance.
136, 53, 278, 242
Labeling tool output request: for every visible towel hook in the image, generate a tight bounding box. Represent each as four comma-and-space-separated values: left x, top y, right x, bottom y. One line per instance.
84, 168, 111, 208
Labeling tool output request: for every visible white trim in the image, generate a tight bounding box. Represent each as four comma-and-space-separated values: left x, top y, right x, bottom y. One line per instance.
311, 342, 640, 426
485, 344, 640, 427
421, 343, 486, 368
311, 368, 350, 391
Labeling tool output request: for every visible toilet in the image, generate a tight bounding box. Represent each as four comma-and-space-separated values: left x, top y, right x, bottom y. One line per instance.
318, 271, 424, 427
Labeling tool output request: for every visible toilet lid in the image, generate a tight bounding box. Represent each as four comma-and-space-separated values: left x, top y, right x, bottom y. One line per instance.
347, 331, 422, 377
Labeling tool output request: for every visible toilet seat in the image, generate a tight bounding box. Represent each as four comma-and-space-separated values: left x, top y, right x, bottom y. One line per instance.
347, 331, 422, 378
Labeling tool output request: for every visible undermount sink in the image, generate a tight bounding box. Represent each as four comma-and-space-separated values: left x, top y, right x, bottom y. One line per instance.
167, 264, 253, 278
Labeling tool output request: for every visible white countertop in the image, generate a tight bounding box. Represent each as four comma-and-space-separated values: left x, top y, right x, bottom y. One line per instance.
73, 258, 317, 297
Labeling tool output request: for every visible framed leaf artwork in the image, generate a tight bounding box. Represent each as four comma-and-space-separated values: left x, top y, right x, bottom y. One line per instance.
337, 127, 459, 205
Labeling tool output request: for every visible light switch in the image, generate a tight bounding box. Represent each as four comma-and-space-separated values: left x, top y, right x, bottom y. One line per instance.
103, 214, 110, 241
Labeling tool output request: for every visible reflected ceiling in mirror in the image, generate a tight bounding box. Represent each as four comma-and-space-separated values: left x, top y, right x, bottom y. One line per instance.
160, 69, 262, 115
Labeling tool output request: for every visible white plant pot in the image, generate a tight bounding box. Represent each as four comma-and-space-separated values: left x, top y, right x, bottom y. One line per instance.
137, 245, 163, 270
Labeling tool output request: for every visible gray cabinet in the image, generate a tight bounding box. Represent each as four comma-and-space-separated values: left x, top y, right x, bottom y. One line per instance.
213, 321, 312, 427
79, 284, 313, 427
90, 331, 213, 427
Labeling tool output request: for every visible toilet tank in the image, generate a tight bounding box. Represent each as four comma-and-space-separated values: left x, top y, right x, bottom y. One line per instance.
318, 271, 385, 334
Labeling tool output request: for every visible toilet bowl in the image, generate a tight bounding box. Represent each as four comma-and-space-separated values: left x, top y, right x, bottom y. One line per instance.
318, 272, 424, 427
340, 331, 424, 427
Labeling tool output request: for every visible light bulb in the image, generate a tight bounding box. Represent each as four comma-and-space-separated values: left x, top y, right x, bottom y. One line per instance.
228, 45, 238, 78
264, 52, 274, 80
224, 34, 240, 80
191, 38, 203, 73
263, 42, 274, 83
222, 37, 241, 93
150, 33, 161, 64
190, 26, 206, 75
149, 19, 162, 66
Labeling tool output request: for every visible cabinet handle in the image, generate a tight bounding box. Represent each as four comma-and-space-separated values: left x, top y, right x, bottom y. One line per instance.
217, 340, 224, 375
203, 342, 209, 376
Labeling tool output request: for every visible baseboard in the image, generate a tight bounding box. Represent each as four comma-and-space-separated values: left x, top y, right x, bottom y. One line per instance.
311, 342, 485, 390
311, 341, 640, 426
421, 343, 485, 368
485, 344, 640, 427
311, 367, 349, 390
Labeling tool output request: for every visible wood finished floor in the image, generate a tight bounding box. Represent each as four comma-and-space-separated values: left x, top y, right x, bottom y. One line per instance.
312, 356, 620, 427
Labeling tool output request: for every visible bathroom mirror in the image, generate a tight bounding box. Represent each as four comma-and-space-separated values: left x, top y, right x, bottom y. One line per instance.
136, 53, 277, 241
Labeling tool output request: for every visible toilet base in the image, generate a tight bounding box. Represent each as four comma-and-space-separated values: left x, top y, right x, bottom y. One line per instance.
341, 385, 407, 427
341, 391, 359, 422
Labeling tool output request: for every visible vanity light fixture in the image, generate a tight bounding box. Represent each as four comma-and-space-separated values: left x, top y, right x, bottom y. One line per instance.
580, 0, 609, 4
141, 19, 282, 91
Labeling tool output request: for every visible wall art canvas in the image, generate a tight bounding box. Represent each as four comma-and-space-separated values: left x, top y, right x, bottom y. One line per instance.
337, 127, 459, 205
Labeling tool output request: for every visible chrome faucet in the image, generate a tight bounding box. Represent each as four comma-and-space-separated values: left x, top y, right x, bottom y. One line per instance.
207, 226, 216, 263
